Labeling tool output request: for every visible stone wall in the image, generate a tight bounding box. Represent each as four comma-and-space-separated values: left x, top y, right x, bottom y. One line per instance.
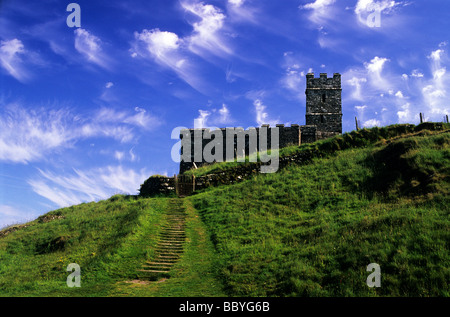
179, 125, 303, 174
139, 176, 176, 197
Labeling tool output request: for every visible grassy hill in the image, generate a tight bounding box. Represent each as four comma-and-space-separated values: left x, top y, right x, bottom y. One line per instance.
0, 124, 448, 297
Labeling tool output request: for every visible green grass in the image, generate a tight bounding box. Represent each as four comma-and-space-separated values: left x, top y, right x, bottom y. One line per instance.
0, 195, 166, 296
0, 196, 224, 296
1, 124, 448, 297
183, 123, 450, 178
189, 130, 450, 296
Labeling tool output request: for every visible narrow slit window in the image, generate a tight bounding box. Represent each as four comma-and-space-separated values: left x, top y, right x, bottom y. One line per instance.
322, 94, 326, 103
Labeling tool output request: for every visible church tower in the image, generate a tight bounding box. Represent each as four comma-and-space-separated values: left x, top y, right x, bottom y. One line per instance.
305, 73, 342, 139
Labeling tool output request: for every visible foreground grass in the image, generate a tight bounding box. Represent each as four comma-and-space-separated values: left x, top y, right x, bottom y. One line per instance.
190, 130, 449, 296
0, 195, 166, 296
0, 196, 225, 296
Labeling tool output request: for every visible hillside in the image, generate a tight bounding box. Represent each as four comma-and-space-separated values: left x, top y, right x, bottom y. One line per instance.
0, 124, 448, 297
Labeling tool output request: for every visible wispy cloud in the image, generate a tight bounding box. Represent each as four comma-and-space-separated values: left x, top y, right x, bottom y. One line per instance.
421, 44, 450, 117
182, 1, 232, 57
131, 28, 210, 93
28, 166, 151, 207
0, 38, 29, 82
194, 103, 234, 128
280, 52, 307, 100
364, 56, 390, 90
354, 0, 405, 27
131, 1, 235, 93
0, 103, 162, 164
300, 0, 337, 26
253, 99, 279, 126
74, 28, 113, 69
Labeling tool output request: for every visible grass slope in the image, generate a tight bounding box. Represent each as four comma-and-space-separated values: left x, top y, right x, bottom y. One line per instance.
190, 129, 449, 296
1, 125, 448, 297
0, 196, 224, 296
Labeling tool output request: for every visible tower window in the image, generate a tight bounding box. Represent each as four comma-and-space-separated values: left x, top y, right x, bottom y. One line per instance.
322, 94, 326, 103
320, 115, 324, 123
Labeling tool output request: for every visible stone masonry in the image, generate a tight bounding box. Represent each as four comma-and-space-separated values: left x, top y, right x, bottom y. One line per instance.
179, 73, 343, 174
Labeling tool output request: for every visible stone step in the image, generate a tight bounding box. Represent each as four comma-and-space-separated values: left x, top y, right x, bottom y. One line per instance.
144, 262, 172, 267
138, 199, 187, 281
146, 261, 175, 266
150, 258, 177, 263
156, 243, 184, 247
159, 239, 185, 242
155, 255, 180, 261
138, 269, 170, 273
155, 245, 184, 250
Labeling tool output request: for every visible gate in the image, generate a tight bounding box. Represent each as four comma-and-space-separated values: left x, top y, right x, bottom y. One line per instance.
175, 174, 195, 197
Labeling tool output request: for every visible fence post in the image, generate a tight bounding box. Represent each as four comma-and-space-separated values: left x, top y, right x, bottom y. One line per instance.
174, 174, 178, 196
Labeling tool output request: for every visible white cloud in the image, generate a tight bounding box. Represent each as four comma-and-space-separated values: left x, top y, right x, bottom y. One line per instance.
114, 151, 124, 161
300, 0, 337, 26
363, 118, 382, 127
194, 110, 211, 129
253, 99, 279, 126
347, 76, 367, 101
429, 49, 444, 62
0, 103, 161, 164
395, 90, 404, 98
411, 69, 424, 78
74, 28, 112, 69
218, 104, 231, 123
134, 28, 180, 58
105, 82, 114, 88
132, 28, 209, 93
364, 56, 390, 90
28, 166, 151, 208
0, 38, 29, 82
421, 46, 450, 116
302, 0, 336, 10
228, 0, 245, 7
194, 103, 233, 128
182, 1, 231, 57
397, 102, 411, 122
354, 0, 404, 26
365, 56, 389, 73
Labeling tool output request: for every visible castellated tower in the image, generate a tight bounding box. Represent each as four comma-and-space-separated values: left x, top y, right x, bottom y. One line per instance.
305, 73, 342, 139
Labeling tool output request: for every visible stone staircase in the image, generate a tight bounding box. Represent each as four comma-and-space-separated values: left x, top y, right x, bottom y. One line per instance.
138, 199, 187, 280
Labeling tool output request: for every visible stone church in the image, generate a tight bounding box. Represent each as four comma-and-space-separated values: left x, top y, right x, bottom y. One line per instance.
179, 73, 343, 174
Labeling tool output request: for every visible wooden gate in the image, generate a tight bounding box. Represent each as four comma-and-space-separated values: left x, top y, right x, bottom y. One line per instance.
175, 174, 195, 197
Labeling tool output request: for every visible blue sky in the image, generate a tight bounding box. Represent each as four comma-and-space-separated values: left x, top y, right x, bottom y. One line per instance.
0, 0, 449, 227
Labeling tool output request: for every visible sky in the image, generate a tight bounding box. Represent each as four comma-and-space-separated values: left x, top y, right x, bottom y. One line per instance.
0, 0, 449, 228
